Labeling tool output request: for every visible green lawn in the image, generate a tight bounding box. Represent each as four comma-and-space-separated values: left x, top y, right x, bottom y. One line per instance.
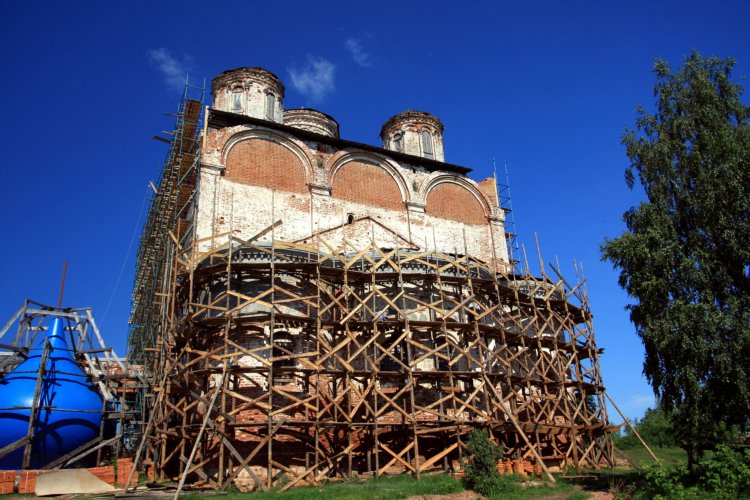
174, 449, 696, 500
488, 478, 580, 499
183, 473, 591, 500
185, 473, 463, 500
179, 446, 697, 500
617, 446, 687, 467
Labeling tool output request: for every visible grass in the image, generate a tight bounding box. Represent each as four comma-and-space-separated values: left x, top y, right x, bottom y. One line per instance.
565, 494, 590, 500
563, 447, 692, 499
556, 447, 687, 498
564, 470, 642, 497
175, 447, 698, 500
185, 473, 462, 500
618, 446, 687, 467
163, 450, 699, 500
487, 477, 579, 499
184, 473, 595, 500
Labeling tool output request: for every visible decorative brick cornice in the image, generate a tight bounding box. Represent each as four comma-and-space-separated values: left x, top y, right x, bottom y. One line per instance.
310, 183, 331, 196
406, 201, 426, 213
201, 162, 225, 175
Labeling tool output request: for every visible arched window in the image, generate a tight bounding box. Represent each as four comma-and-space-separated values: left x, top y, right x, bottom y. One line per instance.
265, 94, 275, 120
231, 91, 243, 112
421, 131, 433, 159
331, 160, 404, 210
393, 133, 402, 152
272, 331, 295, 384
225, 138, 308, 193
425, 182, 486, 225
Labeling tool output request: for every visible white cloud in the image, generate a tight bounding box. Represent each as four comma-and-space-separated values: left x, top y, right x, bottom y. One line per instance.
288, 57, 336, 102
344, 37, 372, 67
629, 393, 656, 410
147, 48, 190, 91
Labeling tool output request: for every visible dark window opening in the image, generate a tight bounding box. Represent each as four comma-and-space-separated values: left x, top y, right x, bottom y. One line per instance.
272, 333, 295, 384
435, 335, 453, 372
421, 131, 433, 158
347, 213, 355, 224
232, 92, 243, 112
265, 94, 275, 120
379, 342, 404, 372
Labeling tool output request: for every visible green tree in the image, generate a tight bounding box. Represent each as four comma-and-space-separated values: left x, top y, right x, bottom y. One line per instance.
613, 405, 677, 449
462, 429, 513, 495
585, 394, 598, 415
601, 51, 750, 468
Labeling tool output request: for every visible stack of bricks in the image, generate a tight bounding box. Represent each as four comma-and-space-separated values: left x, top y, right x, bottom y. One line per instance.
496, 458, 542, 478
0, 472, 16, 495
0, 458, 140, 494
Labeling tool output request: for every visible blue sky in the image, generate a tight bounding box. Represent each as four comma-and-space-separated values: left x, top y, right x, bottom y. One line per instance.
1, 1, 748, 424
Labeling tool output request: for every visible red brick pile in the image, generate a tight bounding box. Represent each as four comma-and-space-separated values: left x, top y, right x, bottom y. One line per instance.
0, 458, 139, 494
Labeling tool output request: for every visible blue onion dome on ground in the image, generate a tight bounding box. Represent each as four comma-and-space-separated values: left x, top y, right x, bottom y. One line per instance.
0, 317, 103, 469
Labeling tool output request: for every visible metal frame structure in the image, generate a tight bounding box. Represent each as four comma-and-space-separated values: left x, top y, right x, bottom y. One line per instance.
127, 80, 205, 433
496, 160, 520, 265
0, 301, 137, 469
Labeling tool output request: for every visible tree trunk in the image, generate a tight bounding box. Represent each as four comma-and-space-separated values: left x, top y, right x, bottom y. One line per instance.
686, 446, 695, 472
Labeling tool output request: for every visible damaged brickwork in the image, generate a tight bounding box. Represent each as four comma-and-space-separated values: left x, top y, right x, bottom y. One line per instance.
127, 67, 614, 492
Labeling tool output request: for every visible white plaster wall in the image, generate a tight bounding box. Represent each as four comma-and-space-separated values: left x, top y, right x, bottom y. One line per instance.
195, 174, 506, 264
397, 129, 444, 162
214, 81, 283, 123
195, 124, 508, 264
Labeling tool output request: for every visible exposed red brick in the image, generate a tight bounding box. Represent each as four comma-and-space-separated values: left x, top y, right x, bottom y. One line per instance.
477, 177, 499, 207
332, 161, 403, 210
426, 183, 486, 224
226, 138, 307, 193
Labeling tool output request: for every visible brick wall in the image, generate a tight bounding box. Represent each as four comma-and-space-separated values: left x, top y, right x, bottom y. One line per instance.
225, 138, 307, 193
477, 178, 499, 207
332, 161, 404, 210
426, 182, 486, 225
198, 125, 507, 263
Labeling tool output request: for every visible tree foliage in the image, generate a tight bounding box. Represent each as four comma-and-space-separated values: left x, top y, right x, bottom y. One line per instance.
639, 445, 750, 498
613, 405, 677, 449
462, 429, 514, 495
602, 52, 750, 465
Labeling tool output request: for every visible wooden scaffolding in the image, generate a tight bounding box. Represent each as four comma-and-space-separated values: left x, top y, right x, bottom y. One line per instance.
128, 231, 614, 491
126, 83, 614, 491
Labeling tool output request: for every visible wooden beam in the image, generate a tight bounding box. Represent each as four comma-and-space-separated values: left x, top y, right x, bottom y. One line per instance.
173, 371, 226, 500
605, 391, 660, 464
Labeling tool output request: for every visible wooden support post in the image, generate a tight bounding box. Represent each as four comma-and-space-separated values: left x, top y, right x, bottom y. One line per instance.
124, 348, 186, 491
174, 371, 226, 500
605, 392, 660, 464
133, 233, 615, 490
0, 437, 29, 461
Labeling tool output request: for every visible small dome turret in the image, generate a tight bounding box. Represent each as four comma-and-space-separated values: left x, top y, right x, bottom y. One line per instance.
380, 110, 444, 161
212, 67, 284, 123
283, 108, 340, 138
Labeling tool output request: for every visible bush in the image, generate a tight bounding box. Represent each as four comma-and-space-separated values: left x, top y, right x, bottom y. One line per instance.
640, 462, 699, 499
637, 445, 750, 498
696, 444, 750, 494
462, 429, 515, 496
